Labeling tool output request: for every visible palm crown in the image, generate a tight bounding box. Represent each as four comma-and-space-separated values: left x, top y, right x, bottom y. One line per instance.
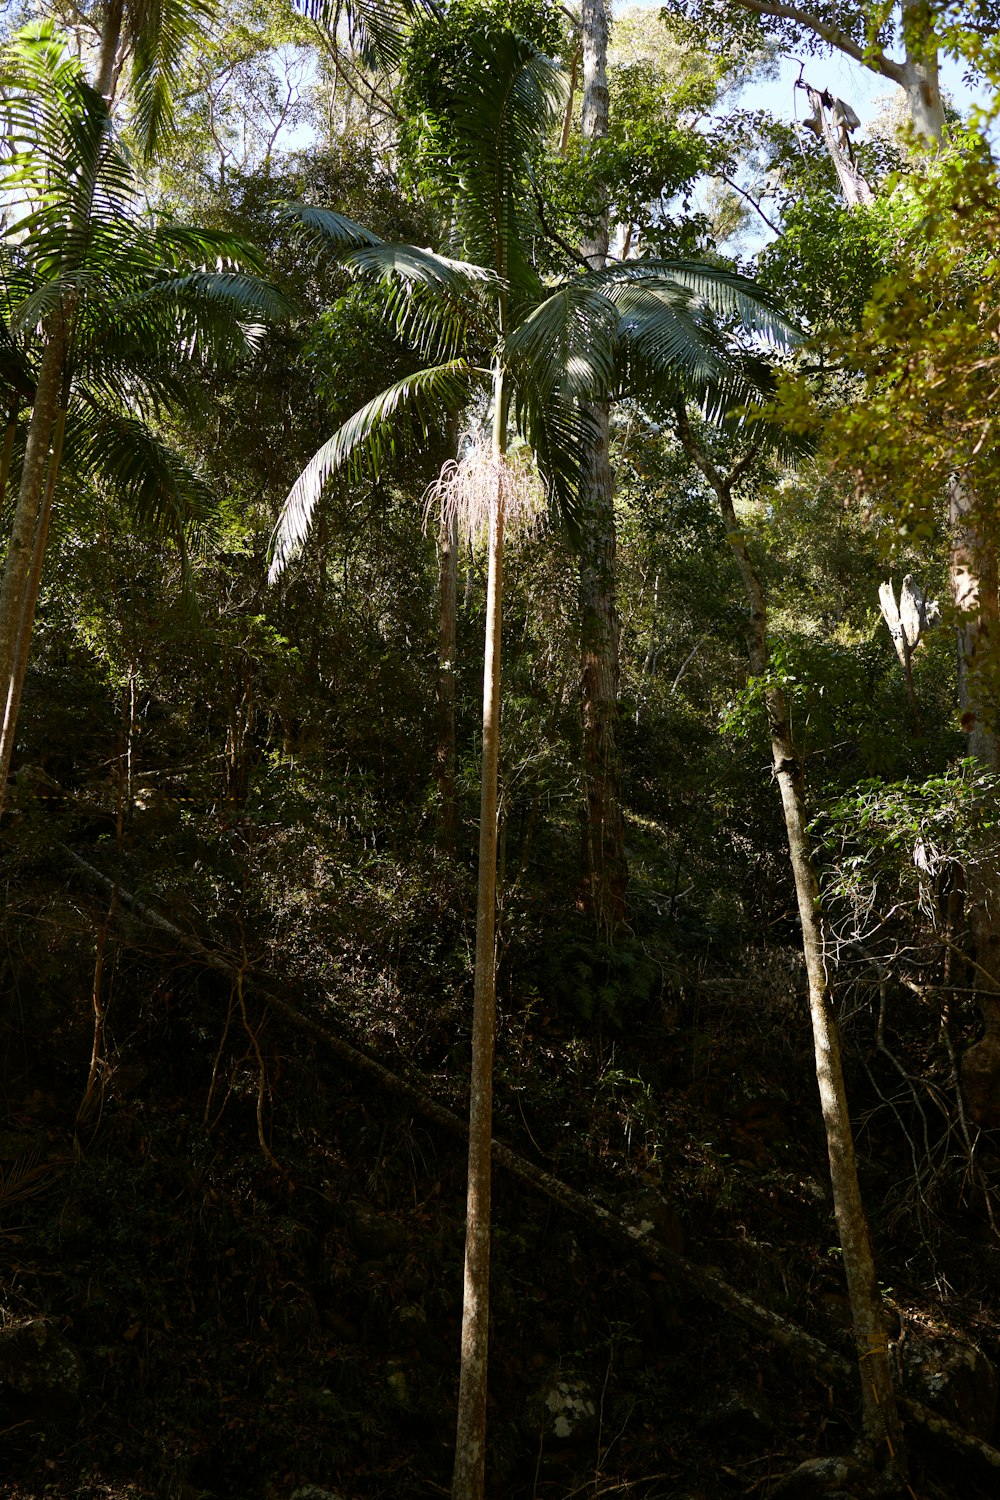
0, 21, 295, 791
269, 23, 793, 579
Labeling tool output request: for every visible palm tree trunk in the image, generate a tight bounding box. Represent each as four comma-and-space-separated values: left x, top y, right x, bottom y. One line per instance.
675, 404, 906, 1470
0, 320, 65, 709
577, 0, 628, 933
452, 372, 507, 1500
0, 404, 67, 802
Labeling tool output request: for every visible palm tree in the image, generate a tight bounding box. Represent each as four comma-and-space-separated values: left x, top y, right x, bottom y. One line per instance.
268, 24, 790, 1498
0, 21, 295, 800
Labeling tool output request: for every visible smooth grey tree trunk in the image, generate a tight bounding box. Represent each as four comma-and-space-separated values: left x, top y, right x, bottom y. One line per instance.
675, 404, 906, 1470
94, 0, 125, 100
577, 0, 628, 933
948, 475, 1000, 1122
0, 405, 67, 797
0, 322, 65, 731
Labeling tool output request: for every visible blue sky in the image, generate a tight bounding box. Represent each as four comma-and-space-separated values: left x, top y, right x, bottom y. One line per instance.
615, 1, 997, 130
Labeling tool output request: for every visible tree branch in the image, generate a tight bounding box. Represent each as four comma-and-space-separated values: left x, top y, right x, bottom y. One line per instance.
727, 0, 905, 84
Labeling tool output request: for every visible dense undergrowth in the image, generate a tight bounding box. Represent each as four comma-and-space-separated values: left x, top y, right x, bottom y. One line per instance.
3, 764, 1000, 1500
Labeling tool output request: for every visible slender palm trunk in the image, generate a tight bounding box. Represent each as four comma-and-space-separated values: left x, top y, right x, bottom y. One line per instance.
452, 371, 507, 1500
0, 404, 67, 800
577, 0, 628, 933
0, 320, 65, 709
676, 405, 905, 1469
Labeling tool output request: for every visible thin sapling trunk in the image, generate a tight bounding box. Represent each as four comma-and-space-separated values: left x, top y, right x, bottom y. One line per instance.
675, 403, 906, 1472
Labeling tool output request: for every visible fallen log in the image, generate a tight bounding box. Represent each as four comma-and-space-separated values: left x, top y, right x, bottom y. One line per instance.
63, 847, 1000, 1475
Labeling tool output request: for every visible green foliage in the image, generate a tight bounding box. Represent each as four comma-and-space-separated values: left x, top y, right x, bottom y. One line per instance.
827, 130, 1000, 536
815, 762, 1000, 934
758, 194, 900, 331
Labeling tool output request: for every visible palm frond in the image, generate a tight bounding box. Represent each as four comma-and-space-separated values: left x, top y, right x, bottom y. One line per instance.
270, 358, 477, 581
345, 242, 498, 297
276, 201, 384, 251
346, 243, 497, 361
610, 282, 731, 392
126, 0, 218, 159
506, 281, 619, 403
513, 385, 601, 529
594, 260, 800, 347
66, 408, 217, 542
147, 270, 299, 327
294, 0, 438, 68
446, 28, 564, 291
153, 223, 271, 275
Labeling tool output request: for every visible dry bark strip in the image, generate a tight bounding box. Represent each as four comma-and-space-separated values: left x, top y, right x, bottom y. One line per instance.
62, 847, 1000, 1476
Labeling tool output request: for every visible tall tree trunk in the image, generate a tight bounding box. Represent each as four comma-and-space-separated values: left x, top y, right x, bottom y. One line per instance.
898, 0, 945, 143
0, 320, 65, 709
948, 474, 1000, 1123
452, 372, 507, 1500
94, 0, 125, 100
0, 403, 68, 800
577, 0, 628, 933
675, 404, 906, 1470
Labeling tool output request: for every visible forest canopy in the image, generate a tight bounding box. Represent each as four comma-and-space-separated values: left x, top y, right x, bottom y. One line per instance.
3, 3, 1000, 1499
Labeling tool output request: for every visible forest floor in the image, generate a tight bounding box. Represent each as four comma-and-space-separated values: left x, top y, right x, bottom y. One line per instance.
3, 800, 1000, 1500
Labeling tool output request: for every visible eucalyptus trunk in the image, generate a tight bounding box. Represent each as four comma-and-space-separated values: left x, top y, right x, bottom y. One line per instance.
94, 0, 125, 99
898, 0, 945, 143
452, 371, 507, 1500
948, 474, 1000, 1122
0, 403, 68, 798
0, 319, 65, 711
676, 405, 906, 1470
577, 0, 628, 932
